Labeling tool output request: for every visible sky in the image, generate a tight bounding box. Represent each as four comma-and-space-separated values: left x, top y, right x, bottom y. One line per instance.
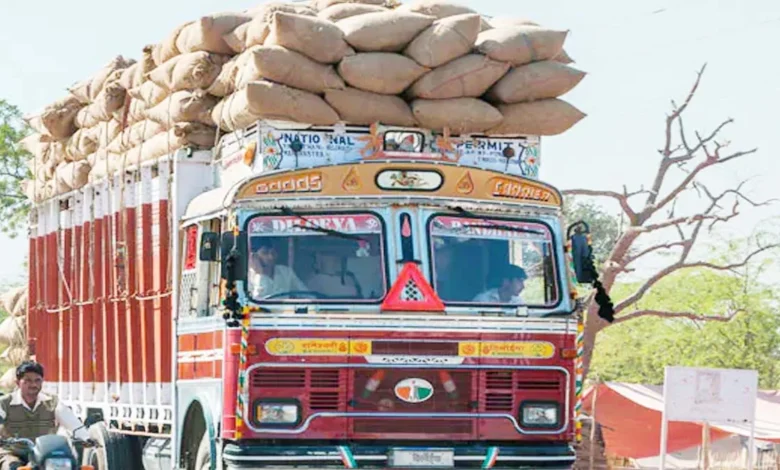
0, 0, 778, 286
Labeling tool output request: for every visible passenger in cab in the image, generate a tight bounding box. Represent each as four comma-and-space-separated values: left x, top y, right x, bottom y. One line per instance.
306, 243, 362, 298
433, 240, 459, 300
473, 264, 527, 304
249, 238, 307, 298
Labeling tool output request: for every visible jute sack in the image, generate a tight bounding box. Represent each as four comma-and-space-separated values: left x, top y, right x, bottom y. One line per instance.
235, 46, 345, 94
246, 2, 317, 19
65, 127, 99, 162
128, 81, 169, 108
227, 4, 317, 53
94, 120, 123, 148
338, 53, 428, 95
396, 1, 491, 30
12, 291, 27, 317
211, 81, 339, 131
476, 26, 568, 66
486, 61, 585, 104
484, 16, 540, 28
55, 160, 91, 191
145, 91, 218, 128
553, 49, 574, 64
44, 141, 67, 166
69, 56, 134, 103
88, 153, 122, 182
404, 14, 481, 68
107, 120, 166, 154
22, 179, 47, 203
223, 20, 269, 54
40, 95, 84, 140
208, 54, 248, 97
176, 13, 252, 55
314, 0, 385, 10
119, 46, 156, 90
0, 316, 24, 346
407, 54, 509, 99
124, 123, 217, 163
411, 98, 502, 134
0, 368, 15, 391
267, 12, 355, 64
325, 87, 416, 126
78, 82, 128, 127
119, 99, 148, 126
338, 11, 436, 52
318, 3, 387, 21
153, 22, 192, 66
148, 52, 230, 92
487, 99, 585, 136
1, 345, 29, 366
0, 287, 25, 314
18, 134, 52, 157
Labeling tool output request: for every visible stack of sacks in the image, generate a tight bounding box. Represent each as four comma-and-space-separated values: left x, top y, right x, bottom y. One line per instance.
209, 0, 587, 136
0, 286, 29, 392
19, 0, 589, 204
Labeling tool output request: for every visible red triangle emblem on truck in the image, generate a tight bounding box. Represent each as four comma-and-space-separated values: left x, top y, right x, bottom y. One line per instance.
381, 262, 445, 312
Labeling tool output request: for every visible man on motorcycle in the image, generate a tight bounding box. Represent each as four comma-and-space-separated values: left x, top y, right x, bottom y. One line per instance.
0, 361, 92, 470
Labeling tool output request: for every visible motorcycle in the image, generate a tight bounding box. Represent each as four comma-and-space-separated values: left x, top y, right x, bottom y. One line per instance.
0, 415, 100, 470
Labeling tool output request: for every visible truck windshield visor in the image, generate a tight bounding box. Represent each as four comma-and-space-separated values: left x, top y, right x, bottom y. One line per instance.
246, 213, 386, 303
428, 216, 559, 307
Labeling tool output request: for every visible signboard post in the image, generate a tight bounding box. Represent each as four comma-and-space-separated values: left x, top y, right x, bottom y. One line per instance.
660, 367, 758, 470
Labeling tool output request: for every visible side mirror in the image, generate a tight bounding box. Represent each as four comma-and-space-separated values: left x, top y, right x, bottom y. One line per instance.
567, 221, 596, 284
199, 232, 220, 262
220, 231, 247, 283
83, 414, 101, 428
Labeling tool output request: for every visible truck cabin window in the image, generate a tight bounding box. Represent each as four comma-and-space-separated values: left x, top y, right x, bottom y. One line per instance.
246, 213, 386, 302
429, 216, 559, 307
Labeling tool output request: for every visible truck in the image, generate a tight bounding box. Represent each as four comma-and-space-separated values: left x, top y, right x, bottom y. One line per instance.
26, 120, 596, 469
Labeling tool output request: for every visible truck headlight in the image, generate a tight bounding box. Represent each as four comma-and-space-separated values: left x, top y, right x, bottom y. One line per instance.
520, 402, 559, 427
44, 458, 73, 470
255, 401, 299, 425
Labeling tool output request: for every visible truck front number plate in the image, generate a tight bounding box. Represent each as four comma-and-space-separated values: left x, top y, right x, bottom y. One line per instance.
389, 449, 454, 468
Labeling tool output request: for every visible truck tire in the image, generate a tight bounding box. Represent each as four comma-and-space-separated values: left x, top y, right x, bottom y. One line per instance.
195, 432, 212, 470
82, 422, 122, 470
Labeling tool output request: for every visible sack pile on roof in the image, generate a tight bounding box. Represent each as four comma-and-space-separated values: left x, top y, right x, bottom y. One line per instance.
20, 0, 587, 203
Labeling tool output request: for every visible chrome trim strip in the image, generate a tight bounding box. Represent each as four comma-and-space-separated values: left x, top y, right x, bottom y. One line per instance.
243, 362, 570, 436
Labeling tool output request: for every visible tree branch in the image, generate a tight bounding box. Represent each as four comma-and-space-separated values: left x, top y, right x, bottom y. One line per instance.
623, 240, 690, 266
562, 189, 638, 223
613, 308, 741, 325
614, 243, 779, 313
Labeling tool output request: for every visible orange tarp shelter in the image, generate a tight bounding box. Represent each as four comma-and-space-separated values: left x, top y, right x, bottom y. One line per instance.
582, 383, 780, 458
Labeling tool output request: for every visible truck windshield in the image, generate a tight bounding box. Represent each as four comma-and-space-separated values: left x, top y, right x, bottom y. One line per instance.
428, 215, 559, 307
246, 213, 386, 302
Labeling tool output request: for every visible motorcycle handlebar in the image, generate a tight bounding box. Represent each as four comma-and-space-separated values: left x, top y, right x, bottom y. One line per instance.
0, 437, 34, 448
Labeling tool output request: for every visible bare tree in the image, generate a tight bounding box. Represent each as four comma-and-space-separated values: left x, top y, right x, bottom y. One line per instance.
564, 65, 778, 376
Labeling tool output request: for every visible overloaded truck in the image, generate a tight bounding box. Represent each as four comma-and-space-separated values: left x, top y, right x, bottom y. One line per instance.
18, 1, 605, 468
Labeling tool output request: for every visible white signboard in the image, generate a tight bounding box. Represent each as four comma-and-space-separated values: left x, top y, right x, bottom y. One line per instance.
660, 366, 758, 470
663, 366, 758, 424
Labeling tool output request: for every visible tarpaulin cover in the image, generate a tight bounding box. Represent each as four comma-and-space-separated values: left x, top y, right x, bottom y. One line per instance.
582, 382, 780, 459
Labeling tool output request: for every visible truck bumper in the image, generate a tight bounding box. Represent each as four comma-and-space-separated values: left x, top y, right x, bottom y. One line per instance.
223, 442, 576, 469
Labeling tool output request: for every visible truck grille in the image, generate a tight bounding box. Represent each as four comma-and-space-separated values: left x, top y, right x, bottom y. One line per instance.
251, 368, 345, 412
481, 370, 565, 413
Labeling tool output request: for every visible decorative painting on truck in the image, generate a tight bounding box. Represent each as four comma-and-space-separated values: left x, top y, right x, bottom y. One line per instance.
256, 125, 542, 179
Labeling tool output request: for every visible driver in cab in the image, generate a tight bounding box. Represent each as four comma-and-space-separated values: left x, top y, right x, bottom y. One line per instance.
473, 264, 528, 304
0, 361, 92, 470
249, 238, 307, 298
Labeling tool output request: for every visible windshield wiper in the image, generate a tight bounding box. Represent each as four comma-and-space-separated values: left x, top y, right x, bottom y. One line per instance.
279, 207, 367, 241
451, 206, 545, 235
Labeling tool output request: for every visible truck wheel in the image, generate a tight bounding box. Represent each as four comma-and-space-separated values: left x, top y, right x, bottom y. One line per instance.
195, 432, 212, 470
82, 422, 122, 470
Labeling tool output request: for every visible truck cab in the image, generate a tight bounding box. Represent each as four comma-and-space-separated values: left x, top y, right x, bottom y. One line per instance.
175, 123, 586, 469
